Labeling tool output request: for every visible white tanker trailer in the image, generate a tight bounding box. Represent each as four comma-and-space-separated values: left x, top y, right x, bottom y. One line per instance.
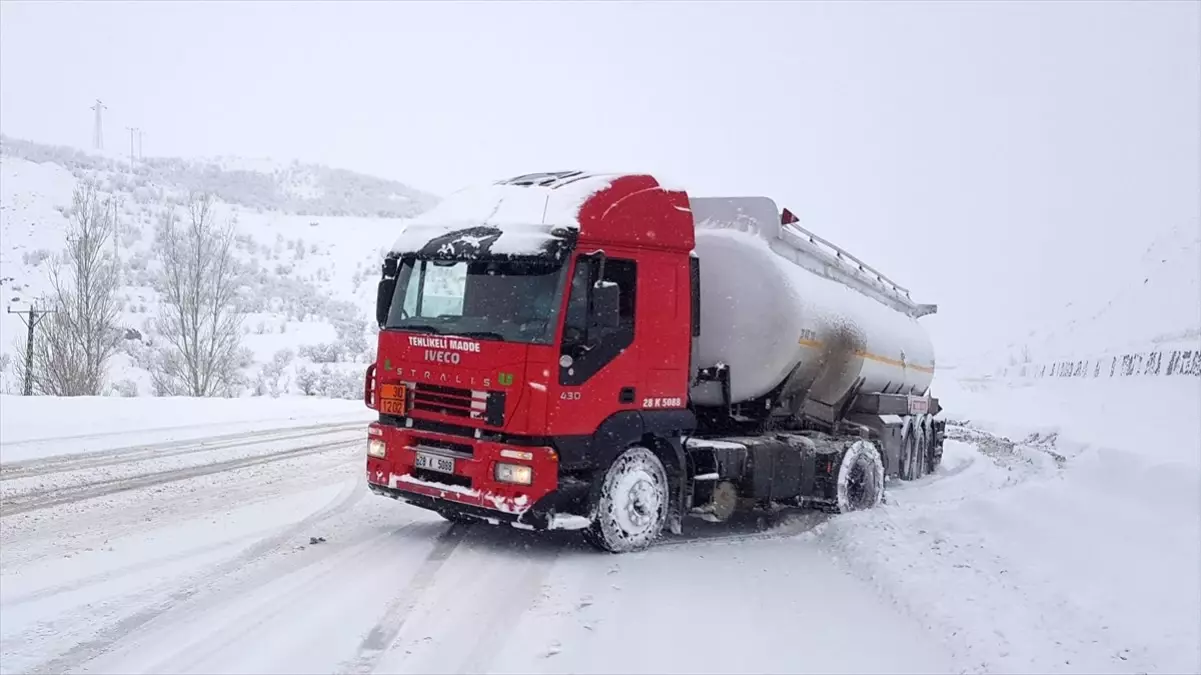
678, 195, 945, 523
690, 197, 937, 409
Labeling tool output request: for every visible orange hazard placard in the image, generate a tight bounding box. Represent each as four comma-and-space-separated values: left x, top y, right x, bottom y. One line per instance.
379, 383, 407, 415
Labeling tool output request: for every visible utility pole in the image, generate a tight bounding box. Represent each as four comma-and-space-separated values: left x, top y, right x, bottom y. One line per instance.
91, 99, 106, 150
7, 305, 55, 396
111, 196, 122, 284
136, 129, 145, 160
125, 126, 139, 168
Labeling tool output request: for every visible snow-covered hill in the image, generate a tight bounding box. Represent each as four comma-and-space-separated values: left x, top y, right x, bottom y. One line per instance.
0, 137, 438, 397
970, 220, 1201, 376
0, 136, 438, 219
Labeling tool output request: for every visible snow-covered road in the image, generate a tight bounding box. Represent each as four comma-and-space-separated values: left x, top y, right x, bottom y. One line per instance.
0, 415, 950, 675
1, 381, 1198, 674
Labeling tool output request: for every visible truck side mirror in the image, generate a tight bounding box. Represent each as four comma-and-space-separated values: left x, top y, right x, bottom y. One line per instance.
589, 281, 620, 335
376, 276, 396, 327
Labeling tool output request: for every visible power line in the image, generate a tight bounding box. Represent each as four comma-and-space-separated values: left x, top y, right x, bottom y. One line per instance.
7, 304, 57, 396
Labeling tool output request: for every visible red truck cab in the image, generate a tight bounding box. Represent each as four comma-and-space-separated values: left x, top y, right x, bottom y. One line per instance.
365, 171, 699, 551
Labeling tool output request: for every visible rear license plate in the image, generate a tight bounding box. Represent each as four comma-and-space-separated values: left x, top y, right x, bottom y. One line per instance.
379, 383, 407, 415
414, 452, 455, 474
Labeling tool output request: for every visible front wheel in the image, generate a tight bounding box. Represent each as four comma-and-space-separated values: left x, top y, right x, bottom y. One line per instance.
584, 446, 669, 553
835, 440, 885, 513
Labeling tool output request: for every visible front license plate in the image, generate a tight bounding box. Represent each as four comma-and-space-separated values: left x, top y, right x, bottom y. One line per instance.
414, 452, 455, 474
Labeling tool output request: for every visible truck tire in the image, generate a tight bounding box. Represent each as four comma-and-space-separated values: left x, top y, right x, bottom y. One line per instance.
584, 445, 669, 553
835, 440, 885, 513
899, 422, 919, 481
927, 426, 943, 474
916, 422, 932, 476
901, 416, 933, 481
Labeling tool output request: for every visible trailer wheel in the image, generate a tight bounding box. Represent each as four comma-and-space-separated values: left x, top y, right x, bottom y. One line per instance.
835, 440, 885, 513
915, 421, 931, 477
899, 422, 919, 481
927, 423, 944, 473
584, 445, 669, 553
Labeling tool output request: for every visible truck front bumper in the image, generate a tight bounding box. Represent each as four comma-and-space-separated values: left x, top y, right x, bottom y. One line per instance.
365, 421, 581, 529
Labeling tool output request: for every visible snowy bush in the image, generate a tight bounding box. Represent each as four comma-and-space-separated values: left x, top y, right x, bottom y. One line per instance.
253, 348, 293, 397
316, 364, 363, 399
334, 318, 368, 358
22, 249, 51, 266
111, 379, 139, 397
295, 366, 319, 396
120, 226, 142, 248
126, 249, 151, 272
300, 342, 341, 364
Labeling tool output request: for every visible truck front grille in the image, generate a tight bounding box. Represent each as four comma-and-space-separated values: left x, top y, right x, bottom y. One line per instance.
412, 435, 474, 457
411, 383, 506, 427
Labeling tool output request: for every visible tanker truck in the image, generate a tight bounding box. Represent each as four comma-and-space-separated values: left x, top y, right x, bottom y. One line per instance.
364, 171, 945, 552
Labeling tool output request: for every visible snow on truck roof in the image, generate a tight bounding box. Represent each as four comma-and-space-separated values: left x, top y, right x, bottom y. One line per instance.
390, 171, 622, 257
410, 171, 622, 230
390, 170, 695, 258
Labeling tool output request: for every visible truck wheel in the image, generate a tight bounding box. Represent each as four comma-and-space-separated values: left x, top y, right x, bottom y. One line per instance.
899, 422, 919, 481
927, 427, 943, 473
584, 445, 669, 553
916, 424, 931, 476
835, 440, 885, 513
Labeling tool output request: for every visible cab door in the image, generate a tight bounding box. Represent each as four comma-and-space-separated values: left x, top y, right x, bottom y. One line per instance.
547, 252, 641, 435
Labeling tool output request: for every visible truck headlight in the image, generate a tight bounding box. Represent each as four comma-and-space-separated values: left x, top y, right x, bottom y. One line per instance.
367, 439, 387, 458
494, 462, 533, 485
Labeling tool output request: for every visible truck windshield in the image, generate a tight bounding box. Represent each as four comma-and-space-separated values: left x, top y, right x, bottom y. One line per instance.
385, 258, 567, 344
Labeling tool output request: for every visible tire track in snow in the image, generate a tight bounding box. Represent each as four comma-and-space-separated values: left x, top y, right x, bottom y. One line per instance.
657, 511, 831, 549
0, 531, 266, 607
1, 438, 360, 516
24, 474, 370, 675
340, 523, 471, 674
339, 524, 571, 675
0, 420, 363, 480
137, 521, 432, 675
451, 536, 567, 674
0, 415, 366, 449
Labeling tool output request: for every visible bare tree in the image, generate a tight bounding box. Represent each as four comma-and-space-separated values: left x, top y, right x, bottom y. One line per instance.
24, 182, 121, 395
150, 192, 244, 396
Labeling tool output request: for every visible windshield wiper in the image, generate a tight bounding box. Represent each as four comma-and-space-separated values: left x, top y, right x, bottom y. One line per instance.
394, 324, 443, 335
456, 330, 505, 341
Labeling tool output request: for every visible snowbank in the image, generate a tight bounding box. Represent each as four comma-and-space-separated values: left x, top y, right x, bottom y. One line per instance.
0, 395, 373, 463
935, 370, 1201, 468
815, 372, 1201, 674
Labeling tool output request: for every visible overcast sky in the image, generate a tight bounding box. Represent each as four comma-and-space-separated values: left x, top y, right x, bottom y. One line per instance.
2, 0, 1198, 364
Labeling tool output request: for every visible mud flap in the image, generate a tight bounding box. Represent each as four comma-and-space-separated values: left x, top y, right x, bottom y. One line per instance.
669, 484, 684, 535
666, 437, 687, 536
